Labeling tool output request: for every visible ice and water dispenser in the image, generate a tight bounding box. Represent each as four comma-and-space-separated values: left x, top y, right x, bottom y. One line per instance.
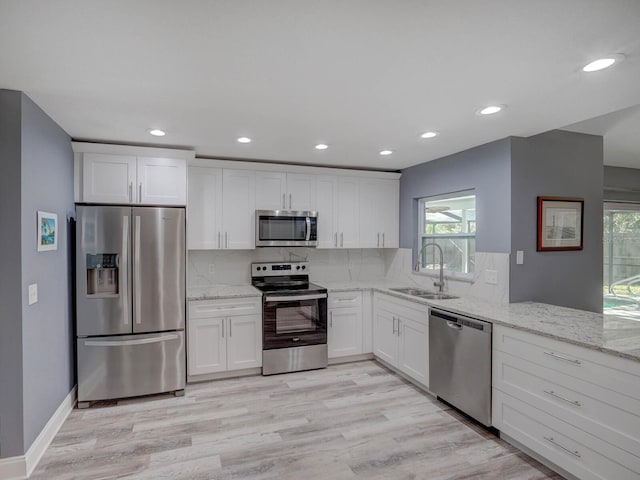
86, 254, 119, 295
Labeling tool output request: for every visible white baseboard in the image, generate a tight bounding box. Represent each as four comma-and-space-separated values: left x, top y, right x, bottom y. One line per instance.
0, 386, 76, 480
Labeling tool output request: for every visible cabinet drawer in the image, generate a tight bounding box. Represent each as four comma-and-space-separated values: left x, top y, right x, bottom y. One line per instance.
494, 325, 640, 402
189, 298, 261, 319
375, 293, 427, 325
494, 350, 640, 456
328, 291, 362, 309
494, 389, 640, 480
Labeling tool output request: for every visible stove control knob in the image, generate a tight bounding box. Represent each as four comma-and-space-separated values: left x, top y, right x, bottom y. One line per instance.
301, 265, 306, 270
296, 265, 301, 270
262, 266, 267, 271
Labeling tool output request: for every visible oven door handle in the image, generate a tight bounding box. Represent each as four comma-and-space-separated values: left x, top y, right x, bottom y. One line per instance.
265, 293, 327, 302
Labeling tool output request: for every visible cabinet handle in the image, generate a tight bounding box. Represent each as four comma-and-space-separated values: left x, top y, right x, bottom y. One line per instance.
382, 233, 385, 247
329, 311, 333, 328
334, 233, 337, 247
543, 390, 582, 407
543, 436, 581, 458
138, 183, 142, 203
392, 316, 396, 335
340, 232, 344, 247
225, 232, 228, 249
128, 182, 133, 203
544, 351, 582, 366
218, 232, 221, 249
397, 318, 401, 336
289, 193, 292, 209
282, 193, 286, 209
229, 318, 232, 337
377, 233, 380, 247
222, 319, 225, 338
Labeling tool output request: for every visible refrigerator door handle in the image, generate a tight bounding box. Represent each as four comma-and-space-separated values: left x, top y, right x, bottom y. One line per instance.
84, 333, 179, 347
122, 216, 130, 326
134, 215, 142, 325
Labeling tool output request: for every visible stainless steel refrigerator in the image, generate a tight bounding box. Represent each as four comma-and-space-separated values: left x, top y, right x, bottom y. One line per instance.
76, 206, 186, 407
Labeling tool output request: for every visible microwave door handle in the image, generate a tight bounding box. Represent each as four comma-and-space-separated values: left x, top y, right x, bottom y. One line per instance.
305, 217, 311, 241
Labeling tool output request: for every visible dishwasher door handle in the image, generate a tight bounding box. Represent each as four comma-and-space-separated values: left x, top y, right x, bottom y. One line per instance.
446, 321, 462, 330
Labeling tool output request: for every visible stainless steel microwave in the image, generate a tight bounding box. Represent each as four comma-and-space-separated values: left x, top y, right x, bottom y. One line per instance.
255, 210, 318, 247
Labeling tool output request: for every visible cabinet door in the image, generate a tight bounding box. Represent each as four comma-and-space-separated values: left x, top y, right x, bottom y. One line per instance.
188, 317, 226, 375
373, 308, 397, 365
187, 166, 223, 249
226, 314, 262, 371
398, 317, 429, 387
287, 173, 316, 211
82, 153, 136, 204
337, 177, 359, 248
328, 307, 363, 358
222, 169, 255, 249
255, 171, 286, 210
137, 157, 187, 205
358, 178, 381, 248
380, 179, 399, 248
316, 175, 338, 248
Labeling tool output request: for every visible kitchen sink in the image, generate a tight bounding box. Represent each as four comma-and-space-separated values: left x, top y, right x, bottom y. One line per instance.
389, 287, 458, 300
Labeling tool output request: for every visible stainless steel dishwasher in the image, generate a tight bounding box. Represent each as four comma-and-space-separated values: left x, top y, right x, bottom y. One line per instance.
429, 308, 492, 426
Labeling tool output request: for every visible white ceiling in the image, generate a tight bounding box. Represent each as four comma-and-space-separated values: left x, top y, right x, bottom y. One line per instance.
1, 0, 640, 170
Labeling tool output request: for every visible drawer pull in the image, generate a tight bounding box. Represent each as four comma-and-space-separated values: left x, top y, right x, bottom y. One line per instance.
544, 390, 582, 407
544, 351, 582, 365
543, 436, 581, 458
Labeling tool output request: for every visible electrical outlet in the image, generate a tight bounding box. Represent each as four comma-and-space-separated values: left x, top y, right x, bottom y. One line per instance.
28, 283, 38, 305
485, 270, 498, 285
208, 264, 216, 274
516, 250, 524, 265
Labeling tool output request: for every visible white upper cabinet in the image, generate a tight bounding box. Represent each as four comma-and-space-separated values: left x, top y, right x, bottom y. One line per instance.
74, 143, 192, 206
82, 153, 137, 204
337, 177, 360, 248
187, 166, 255, 250
359, 178, 399, 248
222, 169, 255, 249
255, 171, 316, 211
316, 175, 339, 248
316, 175, 361, 249
137, 157, 187, 205
187, 166, 223, 250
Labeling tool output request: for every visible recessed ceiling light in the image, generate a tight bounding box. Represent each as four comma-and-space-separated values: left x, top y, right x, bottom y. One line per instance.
477, 105, 505, 116
582, 54, 625, 72
148, 129, 166, 136
379, 150, 393, 156
315, 144, 328, 150
420, 131, 439, 139
237, 137, 252, 143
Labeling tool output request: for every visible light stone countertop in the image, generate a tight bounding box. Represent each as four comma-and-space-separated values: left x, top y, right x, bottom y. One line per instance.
188, 284, 262, 300
186, 279, 640, 363
316, 280, 640, 363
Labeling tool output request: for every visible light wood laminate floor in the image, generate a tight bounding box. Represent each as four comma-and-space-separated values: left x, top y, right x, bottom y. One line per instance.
32, 361, 563, 479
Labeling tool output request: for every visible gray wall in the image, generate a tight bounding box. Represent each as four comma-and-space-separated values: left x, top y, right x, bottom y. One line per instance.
510, 131, 603, 312
0, 90, 25, 458
604, 166, 640, 202
0, 89, 74, 458
399, 138, 512, 259
20, 94, 75, 451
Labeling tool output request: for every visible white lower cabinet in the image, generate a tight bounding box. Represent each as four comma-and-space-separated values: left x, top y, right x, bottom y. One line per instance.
373, 293, 428, 387
493, 325, 640, 480
188, 298, 262, 376
328, 292, 363, 359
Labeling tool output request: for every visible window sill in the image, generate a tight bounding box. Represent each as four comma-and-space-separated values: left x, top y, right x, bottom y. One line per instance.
412, 270, 474, 284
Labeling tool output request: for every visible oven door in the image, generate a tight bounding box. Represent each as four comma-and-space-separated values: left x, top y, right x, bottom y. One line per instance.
263, 293, 327, 349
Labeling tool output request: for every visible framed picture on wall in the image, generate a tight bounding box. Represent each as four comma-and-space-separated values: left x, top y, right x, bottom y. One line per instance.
537, 197, 584, 251
37, 211, 58, 252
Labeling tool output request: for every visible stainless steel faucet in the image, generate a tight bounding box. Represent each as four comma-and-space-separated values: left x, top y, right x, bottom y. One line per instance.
414, 242, 445, 293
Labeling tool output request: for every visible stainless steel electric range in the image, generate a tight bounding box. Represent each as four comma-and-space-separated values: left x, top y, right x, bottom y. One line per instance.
251, 262, 328, 375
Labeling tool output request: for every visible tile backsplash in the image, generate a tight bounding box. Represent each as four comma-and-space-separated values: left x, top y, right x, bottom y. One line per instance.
188, 247, 509, 303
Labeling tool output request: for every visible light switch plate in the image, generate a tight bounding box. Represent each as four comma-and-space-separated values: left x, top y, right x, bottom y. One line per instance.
28, 283, 38, 305
485, 270, 498, 285
516, 250, 524, 265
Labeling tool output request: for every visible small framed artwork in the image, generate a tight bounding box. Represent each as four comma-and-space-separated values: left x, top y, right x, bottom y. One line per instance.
37, 211, 58, 252
537, 197, 584, 251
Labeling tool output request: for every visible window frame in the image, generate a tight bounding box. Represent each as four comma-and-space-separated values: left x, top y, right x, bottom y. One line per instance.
417, 190, 476, 280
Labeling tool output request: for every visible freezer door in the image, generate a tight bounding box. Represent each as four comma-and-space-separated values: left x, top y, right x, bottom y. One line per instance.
77, 331, 185, 402
76, 206, 132, 336
132, 207, 185, 333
